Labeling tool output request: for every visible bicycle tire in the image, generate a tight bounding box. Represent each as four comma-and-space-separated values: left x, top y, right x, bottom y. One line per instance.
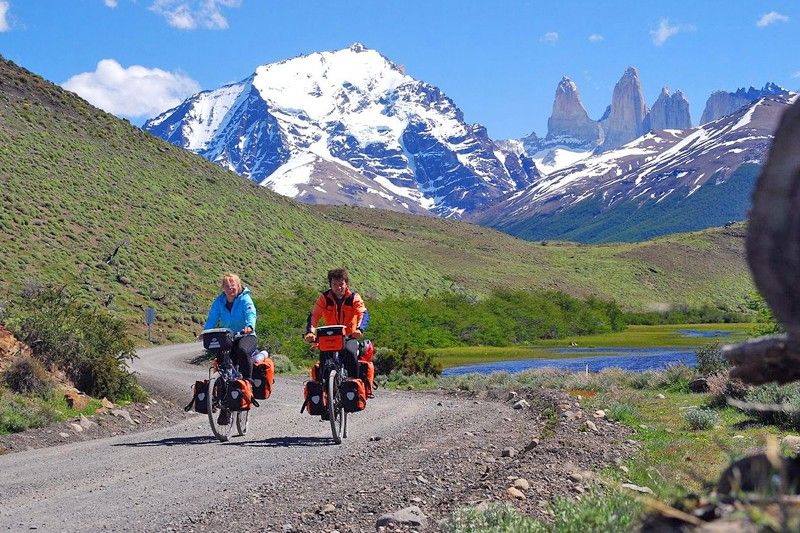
236, 409, 249, 436
328, 369, 344, 444
208, 375, 234, 442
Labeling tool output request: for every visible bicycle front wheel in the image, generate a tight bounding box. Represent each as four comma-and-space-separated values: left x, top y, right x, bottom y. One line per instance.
327, 369, 345, 444
208, 376, 235, 442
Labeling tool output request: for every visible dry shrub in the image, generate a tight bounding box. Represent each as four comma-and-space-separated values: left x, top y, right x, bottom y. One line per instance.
3, 355, 53, 395
707, 371, 748, 407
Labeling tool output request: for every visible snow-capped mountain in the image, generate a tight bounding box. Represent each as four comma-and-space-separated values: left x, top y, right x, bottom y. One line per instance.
144, 43, 538, 217
479, 93, 797, 243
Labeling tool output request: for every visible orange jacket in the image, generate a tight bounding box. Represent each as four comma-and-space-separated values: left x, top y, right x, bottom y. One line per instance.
306, 288, 367, 337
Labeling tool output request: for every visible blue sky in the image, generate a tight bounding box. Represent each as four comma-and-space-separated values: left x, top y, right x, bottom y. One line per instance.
1, 1, 798, 139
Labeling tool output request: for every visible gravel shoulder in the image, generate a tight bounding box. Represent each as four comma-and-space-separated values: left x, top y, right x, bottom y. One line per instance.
0, 344, 636, 532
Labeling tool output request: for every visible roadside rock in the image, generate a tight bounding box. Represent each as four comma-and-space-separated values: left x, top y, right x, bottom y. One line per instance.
507, 487, 526, 499
689, 377, 710, 393
64, 388, 89, 410
376, 506, 427, 529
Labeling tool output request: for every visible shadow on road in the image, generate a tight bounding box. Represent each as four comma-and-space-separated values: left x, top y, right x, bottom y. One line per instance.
239, 436, 334, 448
113, 435, 218, 447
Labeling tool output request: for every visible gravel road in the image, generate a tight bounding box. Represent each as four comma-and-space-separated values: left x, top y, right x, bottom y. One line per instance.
0, 344, 635, 532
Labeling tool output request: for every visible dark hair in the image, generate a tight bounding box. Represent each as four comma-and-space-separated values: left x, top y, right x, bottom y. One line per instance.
327, 268, 349, 285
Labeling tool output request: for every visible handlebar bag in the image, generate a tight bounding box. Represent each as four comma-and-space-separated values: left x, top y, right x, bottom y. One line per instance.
252, 359, 274, 400
341, 378, 367, 413
223, 379, 253, 411
203, 330, 234, 351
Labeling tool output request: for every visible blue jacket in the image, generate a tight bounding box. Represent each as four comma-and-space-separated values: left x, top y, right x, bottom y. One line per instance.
204, 287, 257, 332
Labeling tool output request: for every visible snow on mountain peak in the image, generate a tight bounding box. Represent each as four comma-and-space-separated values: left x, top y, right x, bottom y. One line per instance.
143, 44, 538, 217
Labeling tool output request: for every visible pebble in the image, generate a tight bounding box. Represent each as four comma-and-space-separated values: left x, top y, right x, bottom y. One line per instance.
585, 421, 598, 433
69, 423, 83, 433
513, 478, 530, 490
512, 399, 529, 410
501, 447, 515, 458
507, 487, 525, 499
656, 394, 666, 399
621, 482, 654, 494
319, 503, 336, 514
593, 410, 606, 418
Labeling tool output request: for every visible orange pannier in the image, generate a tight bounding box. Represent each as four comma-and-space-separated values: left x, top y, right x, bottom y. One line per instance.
252, 359, 274, 400
341, 378, 367, 413
358, 359, 375, 398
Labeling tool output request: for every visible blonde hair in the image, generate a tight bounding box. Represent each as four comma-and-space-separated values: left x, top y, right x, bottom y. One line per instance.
221, 272, 243, 293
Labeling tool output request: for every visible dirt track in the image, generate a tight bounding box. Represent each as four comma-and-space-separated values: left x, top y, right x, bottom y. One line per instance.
0, 344, 634, 532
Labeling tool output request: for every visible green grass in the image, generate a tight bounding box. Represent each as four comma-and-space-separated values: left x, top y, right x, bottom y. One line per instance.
430, 323, 753, 368
0, 387, 103, 435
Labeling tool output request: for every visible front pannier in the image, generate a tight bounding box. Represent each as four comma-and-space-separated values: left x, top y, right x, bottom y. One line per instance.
224, 379, 253, 411
340, 378, 367, 413
185, 379, 209, 413
302, 381, 327, 415
252, 358, 275, 400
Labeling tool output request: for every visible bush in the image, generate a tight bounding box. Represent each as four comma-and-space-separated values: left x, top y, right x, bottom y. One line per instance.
3, 355, 53, 395
695, 343, 729, 376
7, 286, 142, 401
706, 371, 747, 407
683, 407, 720, 430
655, 364, 695, 392
606, 401, 641, 425
742, 383, 800, 427
373, 344, 441, 377
0, 389, 60, 433
441, 503, 542, 532
270, 353, 296, 374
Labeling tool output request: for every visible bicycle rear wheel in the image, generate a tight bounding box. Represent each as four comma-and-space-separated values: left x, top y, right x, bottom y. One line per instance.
208, 376, 235, 442
327, 369, 345, 444
236, 409, 249, 436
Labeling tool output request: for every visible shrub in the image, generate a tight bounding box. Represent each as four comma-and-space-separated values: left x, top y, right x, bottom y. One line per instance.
683, 407, 720, 430
695, 343, 729, 376
7, 285, 142, 401
742, 383, 800, 427
706, 371, 748, 407
270, 353, 296, 374
606, 401, 641, 425
629, 371, 657, 390
655, 364, 695, 392
3, 355, 53, 395
0, 389, 60, 433
373, 344, 441, 377
441, 503, 543, 533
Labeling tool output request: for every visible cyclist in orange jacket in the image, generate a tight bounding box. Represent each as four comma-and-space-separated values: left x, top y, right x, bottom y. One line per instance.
304, 268, 369, 341
304, 268, 369, 374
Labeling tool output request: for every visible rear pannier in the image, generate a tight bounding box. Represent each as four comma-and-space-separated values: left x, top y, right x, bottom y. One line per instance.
341, 378, 367, 413
252, 358, 275, 400
224, 379, 253, 411
358, 360, 376, 398
302, 381, 327, 415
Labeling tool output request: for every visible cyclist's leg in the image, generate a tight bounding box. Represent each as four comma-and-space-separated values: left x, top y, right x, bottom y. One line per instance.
231, 337, 254, 379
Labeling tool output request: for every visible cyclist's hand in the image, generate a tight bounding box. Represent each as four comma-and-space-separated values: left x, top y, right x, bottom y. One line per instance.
352, 329, 363, 339
304, 332, 315, 343
242, 326, 253, 335
195, 333, 203, 343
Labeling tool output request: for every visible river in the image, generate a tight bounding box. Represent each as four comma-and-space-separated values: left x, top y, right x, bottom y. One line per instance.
442, 329, 731, 376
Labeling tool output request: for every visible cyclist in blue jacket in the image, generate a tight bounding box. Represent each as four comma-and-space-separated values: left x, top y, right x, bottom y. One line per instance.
203, 272, 257, 381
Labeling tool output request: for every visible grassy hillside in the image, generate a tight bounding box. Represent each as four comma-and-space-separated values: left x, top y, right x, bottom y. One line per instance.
0, 56, 755, 342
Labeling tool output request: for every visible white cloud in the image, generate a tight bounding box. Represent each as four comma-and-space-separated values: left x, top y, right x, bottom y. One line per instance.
793, 71, 800, 79
0, 1, 10, 32
588, 33, 604, 43
540, 32, 559, 45
104, 0, 118, 7
62, 59, 201, 118
149, 0, 241, 30
757, 11, 789, 28
650, 18, 694, 46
